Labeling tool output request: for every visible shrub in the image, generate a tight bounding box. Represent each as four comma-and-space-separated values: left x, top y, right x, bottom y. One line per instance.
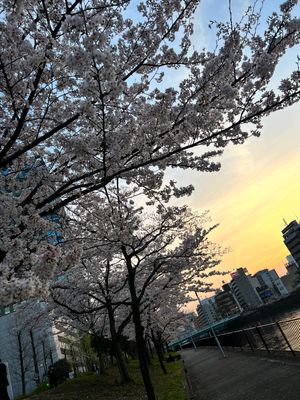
52, 359, 71, 384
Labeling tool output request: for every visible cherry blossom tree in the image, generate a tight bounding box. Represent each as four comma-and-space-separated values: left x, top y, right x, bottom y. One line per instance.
51, 259, 134, 383
53, 186, 225, 400
1, 0, 300, 303
145, 289, 193, 374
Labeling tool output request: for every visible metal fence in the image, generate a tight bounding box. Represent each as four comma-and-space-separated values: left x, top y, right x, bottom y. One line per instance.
191, 317, 300, 356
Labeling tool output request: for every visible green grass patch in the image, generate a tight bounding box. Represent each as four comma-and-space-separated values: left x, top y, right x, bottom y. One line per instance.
15, 382, 51, 399
24, 356, 186, 400
152, 358, 186, 400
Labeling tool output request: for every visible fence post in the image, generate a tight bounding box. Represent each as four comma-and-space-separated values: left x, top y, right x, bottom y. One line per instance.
256, 326, 270, 353
242, 329, 254, 352
237, 332, 243, 352
190, 335, 197, 351
276, 322, 295, 357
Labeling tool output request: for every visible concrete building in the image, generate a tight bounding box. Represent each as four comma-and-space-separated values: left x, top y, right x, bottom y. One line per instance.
214, 284, 241, 318
176, 312, 198, 340
196, 296, 221, 329
281, 256, 300, 293
282, 220, 300, 267
230, 268, 263, 311
0, 302, 62, 399
256, 286, 275, 304
254, 269, 288, 298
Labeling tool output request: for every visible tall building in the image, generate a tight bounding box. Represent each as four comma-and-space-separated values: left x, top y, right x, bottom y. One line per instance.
282, 220, 300, 267
254, 269, 288, 298
195, 296, 221, 329
214, 284, 241, 318
281, 256, 300, 293
230, 268, 263, 310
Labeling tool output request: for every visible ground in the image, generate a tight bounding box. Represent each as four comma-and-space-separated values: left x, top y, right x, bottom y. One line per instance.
182, 348, 300, 400
21, 358, 186, 400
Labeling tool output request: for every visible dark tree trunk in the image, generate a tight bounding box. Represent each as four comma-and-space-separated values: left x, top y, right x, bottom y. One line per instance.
144, 340, 151, 366
147, 338, 154, 359
17, 331, 26, 395
132, 303, 156, 400
49, 348, 54, 366
151, 330, 167, 375
145, 339, 152, 365
114, 340, 131, 382
122, 247, 156, 400
0, 249, 6, 264
107, 303, 131, 383
98, 351, 105, 374
30, 329, 40, 384
41, 341, 48, 375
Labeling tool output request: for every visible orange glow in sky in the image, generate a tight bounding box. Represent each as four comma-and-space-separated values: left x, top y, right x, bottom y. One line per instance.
171, 102, 300, 311
208, 150, 300, 281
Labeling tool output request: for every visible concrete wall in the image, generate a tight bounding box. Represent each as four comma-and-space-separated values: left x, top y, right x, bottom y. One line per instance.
0, 305, 61, 399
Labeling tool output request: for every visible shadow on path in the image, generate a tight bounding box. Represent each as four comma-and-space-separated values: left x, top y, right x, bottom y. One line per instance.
182, 348, 300, 400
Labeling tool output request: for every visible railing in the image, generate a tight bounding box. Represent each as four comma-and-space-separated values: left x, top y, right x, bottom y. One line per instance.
189, 317, 300, 356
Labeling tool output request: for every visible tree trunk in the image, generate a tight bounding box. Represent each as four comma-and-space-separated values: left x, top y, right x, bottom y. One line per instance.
132, 304, 156, 400
41, 341, 48, 375
115, 340, 131, 382
98, 351, 105, 374
145, 338, 151, 366
122, 247, 156, 400
147, 338, 154, 359
30, 329, 40, 384
17, 332, 26, 395
107, 303, 131, 383
151, 330, 167, 375
145, 344, 151, 366
49, 348, 54, 366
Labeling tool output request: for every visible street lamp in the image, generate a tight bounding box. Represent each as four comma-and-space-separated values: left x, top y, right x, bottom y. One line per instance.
194, 292, 225, 358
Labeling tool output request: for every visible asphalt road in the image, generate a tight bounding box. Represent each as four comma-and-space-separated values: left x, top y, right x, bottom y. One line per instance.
182, 348, 300, 400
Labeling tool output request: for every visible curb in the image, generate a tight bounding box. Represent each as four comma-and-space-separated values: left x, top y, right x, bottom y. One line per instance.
182, 359, 194, 400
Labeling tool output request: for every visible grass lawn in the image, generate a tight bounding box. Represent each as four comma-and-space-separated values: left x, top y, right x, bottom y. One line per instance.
24, 358, 187, 400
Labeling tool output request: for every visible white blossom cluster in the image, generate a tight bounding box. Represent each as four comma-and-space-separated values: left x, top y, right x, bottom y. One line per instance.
0, 0, 300, 304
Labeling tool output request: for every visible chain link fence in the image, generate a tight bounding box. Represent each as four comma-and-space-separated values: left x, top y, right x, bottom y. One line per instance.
190, 317, 300, 356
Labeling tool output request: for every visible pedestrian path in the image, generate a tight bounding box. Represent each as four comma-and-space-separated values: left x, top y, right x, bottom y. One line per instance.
182, 348, 300, 400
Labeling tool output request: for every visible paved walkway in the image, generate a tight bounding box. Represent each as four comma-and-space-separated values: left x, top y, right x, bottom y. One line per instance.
182, 348, 300, 400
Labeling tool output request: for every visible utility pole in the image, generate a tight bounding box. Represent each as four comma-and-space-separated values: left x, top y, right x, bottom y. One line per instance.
194, 292, 225, 358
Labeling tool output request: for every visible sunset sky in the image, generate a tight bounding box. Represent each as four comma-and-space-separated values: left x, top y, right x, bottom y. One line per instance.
182, 101, 300, 283
164, 0, 300, 309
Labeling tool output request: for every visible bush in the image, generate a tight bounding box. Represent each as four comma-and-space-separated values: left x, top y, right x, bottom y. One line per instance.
52, 359, 71, 384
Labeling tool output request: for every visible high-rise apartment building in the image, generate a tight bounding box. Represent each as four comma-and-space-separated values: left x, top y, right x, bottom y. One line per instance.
254, 269, 288, 297
214, 284, 241, 318
195, 296, 221, 329
281, 256, 300, 292
230, 268, 263, 310
282, 220, 300, 267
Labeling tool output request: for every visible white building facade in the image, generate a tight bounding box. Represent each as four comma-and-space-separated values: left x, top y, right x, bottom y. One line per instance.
196, 296, 221, 329
255, 269, 288, 297
0, 302, 62, 399
230, 268, 263, 310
